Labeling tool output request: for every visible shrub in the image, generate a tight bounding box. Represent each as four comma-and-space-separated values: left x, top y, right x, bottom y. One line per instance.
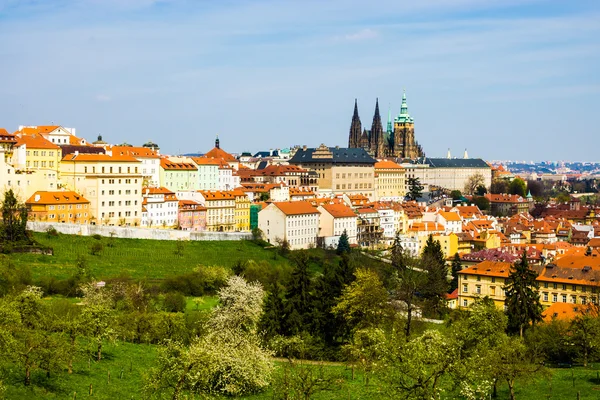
46, 226, 59, 237
90, 242, 103, 255
163, 292, 187, 313
92, 234, 102, 240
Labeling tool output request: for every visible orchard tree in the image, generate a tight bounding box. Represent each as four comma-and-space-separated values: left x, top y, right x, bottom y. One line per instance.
393, 267, 425, 339
569, 315, 600, 367
80, 282, 116, 361
504, 251, 543, 337
146, 276, 273, 399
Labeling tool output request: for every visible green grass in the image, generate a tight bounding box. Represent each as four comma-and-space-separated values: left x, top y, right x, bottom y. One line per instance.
186, 296, 219, 312
2, 341, 157, 399
8, 232, 290, 281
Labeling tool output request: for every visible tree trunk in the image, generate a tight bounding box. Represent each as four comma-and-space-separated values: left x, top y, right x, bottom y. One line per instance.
584, 348, 588, 367
508, 378, 516, 400
25, 361, 31, 386
519, 324, 523, 338
405, 305, 412, 339
492, 378, 498, 398
97, 340, 102, 361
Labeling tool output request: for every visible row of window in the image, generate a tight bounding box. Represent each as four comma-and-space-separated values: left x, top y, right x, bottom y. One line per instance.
101, 211, 136, 218
101, 179, 138, 185
85, 166, 139, 174
48, 204, 86, 210
336, 183, 373, 190
335, 172, 373, 179
26, 161, 55, 168
26, 150, 56, 157
101, 200, 136, 207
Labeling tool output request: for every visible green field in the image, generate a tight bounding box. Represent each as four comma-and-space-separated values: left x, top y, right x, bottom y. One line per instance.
3, 340, 600, 400
7, 232, 289, 281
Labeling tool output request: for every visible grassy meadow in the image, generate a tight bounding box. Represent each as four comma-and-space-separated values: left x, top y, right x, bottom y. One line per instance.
7, 232, 290, 281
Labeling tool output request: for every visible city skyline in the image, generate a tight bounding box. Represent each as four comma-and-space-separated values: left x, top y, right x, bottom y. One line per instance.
1, 0, 599, 160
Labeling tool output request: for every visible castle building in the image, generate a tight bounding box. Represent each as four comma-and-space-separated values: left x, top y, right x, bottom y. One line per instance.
348, 92, 423, 159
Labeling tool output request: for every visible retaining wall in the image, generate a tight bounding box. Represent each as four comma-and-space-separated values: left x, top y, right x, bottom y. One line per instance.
27, 222, 252, 241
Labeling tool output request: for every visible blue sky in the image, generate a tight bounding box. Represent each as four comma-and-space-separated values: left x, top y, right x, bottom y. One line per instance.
0, 0, 598, 161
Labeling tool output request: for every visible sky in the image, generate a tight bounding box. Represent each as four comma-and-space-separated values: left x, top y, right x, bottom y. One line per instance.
0, 0, 599, 161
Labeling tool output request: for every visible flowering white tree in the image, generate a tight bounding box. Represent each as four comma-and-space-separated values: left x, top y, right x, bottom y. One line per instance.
147, 276, 273, 399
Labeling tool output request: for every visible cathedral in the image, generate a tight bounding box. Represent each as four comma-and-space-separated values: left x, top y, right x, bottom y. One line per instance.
348, 92, 423, 159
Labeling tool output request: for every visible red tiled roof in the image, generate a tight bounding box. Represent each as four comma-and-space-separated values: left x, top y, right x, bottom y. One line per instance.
320, 203, 356, 218
273, 201, 319, 216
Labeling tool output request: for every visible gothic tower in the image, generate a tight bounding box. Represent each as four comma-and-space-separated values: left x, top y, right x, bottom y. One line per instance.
370, 98, 386, 158
348, 99, 362, 148
393, 91, 422, 159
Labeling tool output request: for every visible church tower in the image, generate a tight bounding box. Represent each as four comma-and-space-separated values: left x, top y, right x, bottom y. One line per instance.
393, 91, 422, 159
370, 98, 386, 158
348, 99, 362, 148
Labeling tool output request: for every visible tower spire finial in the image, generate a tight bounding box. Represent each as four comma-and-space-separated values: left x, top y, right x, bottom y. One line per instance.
215, 134, 220, 149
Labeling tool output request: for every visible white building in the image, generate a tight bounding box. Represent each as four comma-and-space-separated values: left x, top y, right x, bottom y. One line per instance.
141, 187, 179, 228
436, 211, 463, 234
258, 201, 319, 250
191, 157, 220, 190
317, 202, 358, 248
109, 146, 161, 188
402, 157, 492, 192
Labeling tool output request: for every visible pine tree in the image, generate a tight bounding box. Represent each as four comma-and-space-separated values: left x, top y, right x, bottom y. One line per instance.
283, 251, 313, 335
391, 233, 409, 271
449, 253, 462, 293
407, 177, 424, 201
336, 230, 351, 255
259, 283, 285, 339
420, 235, 449, 318
505, 251, 543, 337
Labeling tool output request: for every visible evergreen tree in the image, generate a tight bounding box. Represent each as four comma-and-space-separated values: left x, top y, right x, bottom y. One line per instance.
259, 283, 286, 339
391, 233, 409, 271
336, 230, 351, 255
283, 251, 313, 335
504, 251, 543, 337
420, 235, 449, 318
449, 253, 462, 293
406, 177, 424, 201
1, 189, 29, 244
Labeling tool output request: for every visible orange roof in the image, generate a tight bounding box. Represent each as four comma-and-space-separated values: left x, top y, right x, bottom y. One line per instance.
458, 260, 513, 278
198, 190, 235, 201
204, 147, 236, 162
192, 156, 224, 166
374, 160, 404, 170
543, 303, 595, 322
35, 125, 60, 134
62, 153, 139, 162
273, 201, 319, 216
112, 146, 159, 158
26, 191, 89, 205
409, 222, 445, 232
485, 193, 526, 203
320, 203, 356, 218
289, 188, 315, 196
588, 238, 600, 248
179, 200, 207, 210
15, 133, 60, 150
552, 254, 600, 270
439, 211, 461, 222
143, 187, 175, 195
160, 159, 198, 170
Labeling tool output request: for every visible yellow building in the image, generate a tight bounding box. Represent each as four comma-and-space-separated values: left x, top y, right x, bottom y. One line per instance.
12, 133, 61, 189
374, 160, 405, 201
418, 233, 459, 260
458, 253, 600, 310
231, 189, 251, 232
26, 191, 91, 224
60, 153, 143, 226
197, 190, 236, 232
289, 144, 377, 200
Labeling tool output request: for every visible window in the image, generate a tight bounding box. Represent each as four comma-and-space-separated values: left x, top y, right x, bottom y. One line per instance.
543, 292, 548, 302
475, 285, 481, 294
562, 295, 567, 303
463, 299, 468, 307
491, 277, 496, 283
543, 282, 548, 288
462, 284, 468, 293
476, 276, 481, 282
571, 296, 577, 304
572, 285, 577, 292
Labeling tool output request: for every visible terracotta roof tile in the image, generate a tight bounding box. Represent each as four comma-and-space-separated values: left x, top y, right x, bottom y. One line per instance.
26, 191, 89, 205
273, 201, 319, 216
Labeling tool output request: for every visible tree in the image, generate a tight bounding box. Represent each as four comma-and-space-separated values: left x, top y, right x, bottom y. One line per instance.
80, 282, 116, 361
336, 230, 351, 255
490, 180, 508, 194
406, 177, 424, 201
509, 178, 527, 197
569, 314, 600, 367
472, 195, 490, 211
504, 251, 543, 337
381, 330, 459, 400
393, 267, 425, 339
0, 189, 29, 244
343, 327, 386, 386
146, 276, 273, 399
475, 185, 487, 196
283, 252, 313, 335
391, 233, 409, 271
332, 268, 391, 331
464, 173, 486, 196
272, 358, 342, 400
450, 190, 463, 201
420, 235, 449, 318
259, 283, 286, 339
449, 253, 462, 293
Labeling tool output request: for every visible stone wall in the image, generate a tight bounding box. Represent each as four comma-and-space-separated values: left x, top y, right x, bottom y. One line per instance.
27, 222, 252, 241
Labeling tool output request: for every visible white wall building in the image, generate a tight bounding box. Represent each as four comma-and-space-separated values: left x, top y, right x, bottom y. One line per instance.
141, 187, 179, 228
317, 203, 358, 248
258, 201, 319, 250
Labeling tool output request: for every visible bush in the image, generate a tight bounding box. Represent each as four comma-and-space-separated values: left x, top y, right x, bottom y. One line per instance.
46, 226, 59, 237
163, 292, 187, 313
162, 265, 231, 296
90, 242, 103, 255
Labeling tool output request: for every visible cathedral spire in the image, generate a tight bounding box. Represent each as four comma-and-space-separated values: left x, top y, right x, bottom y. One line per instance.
386, 104, 393, 134
400, 90, 408, 115
348, 99, 363, 148
370, 98, 385, 157
215, 134, 220, 149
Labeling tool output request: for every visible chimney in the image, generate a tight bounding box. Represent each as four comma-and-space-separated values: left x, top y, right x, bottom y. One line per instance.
447, 148, 451, 159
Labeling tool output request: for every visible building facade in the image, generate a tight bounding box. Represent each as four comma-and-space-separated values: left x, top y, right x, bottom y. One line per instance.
26, 190, 91, 224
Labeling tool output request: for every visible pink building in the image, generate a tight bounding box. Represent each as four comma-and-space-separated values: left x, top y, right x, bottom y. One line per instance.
178, 200, 207, 231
